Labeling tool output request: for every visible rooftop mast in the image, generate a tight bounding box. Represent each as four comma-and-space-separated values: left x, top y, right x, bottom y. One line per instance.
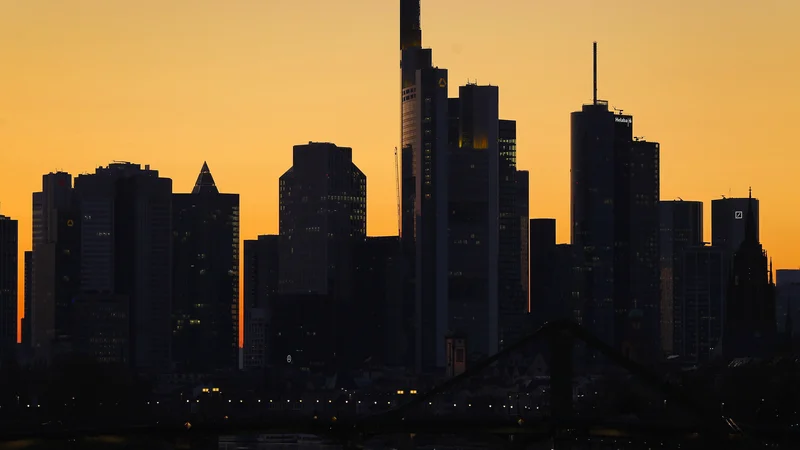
593, 42, 598, 105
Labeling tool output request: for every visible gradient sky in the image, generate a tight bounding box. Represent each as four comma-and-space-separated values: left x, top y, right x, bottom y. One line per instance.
1, 0, 799, 342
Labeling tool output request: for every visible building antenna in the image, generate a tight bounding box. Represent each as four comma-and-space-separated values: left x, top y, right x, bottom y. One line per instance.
593, 41, 598, 105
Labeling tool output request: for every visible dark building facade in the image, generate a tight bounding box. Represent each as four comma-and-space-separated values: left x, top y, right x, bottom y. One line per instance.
448, 83, 499, 362
722, 196, 776, 359
278, 142, 366, 298
74, 162, 173, 372
354, 236, 403, 367
680, 245, 726, 363
776, 269, 800, 336
172, 162, 240, 373
529, 219, 574, 328
627, 139, 661, 359
497, 118, 529, 349
72, 293, 129, 364
659, 200, 703, 355
31, 171, 74, 358
242, 234, 279, 370
712, 196, 759, 258
570, 50, 661, 361
22, 250, 32, 348
277, 143, 366, 371
0, 215, 18, 361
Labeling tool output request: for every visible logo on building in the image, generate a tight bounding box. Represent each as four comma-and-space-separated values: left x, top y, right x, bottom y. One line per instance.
66, 219, 74, 227
438, 78, 447, 88
734, 211, 743, 219
614, 116, 632, 124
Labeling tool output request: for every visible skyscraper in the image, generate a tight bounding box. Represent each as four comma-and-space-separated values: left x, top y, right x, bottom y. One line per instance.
712, 194, 760, 258
680, 245, 726, 363
31, 171, 75, 357
242, 234, 279, 370
448, 83, 499, 361
276, 142, 366, 370
659, 200, 703, 355
172, 162, 240, 373
74, 162, 173, 372
0, 215, 18, 361
278, 142, 366, 298
775, 269, 800, 336
22, 250, 32, 348
722, 194, 776, 359
570, 43, 661, 360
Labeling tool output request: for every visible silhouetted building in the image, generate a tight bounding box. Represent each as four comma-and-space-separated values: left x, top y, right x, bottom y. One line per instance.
627, 139, 661, 359
680, 245, 726, 363
172, 162, 240, 373
722, 192, 775, 359
277, 143, 366, 371
22, 250, 32, 348
776, 269, 800, 336
712, 196, 759, 258
659, 200, 703, 356
354, 236, 403, 367
530, 219, 574, 328
0, 215, 18, 361
278, 142, 366, 299
31, 171, 74, 357
74, 162, 173, 373
243, 234, 279, 370
448, 83, 499, 362
497, 118, 530, 349
570, 43, 660, 361
72, 293, 129, 364
408, 67, 450, 372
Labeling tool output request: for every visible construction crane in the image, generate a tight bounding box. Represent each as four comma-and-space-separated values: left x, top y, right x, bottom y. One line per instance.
394, 147, 401, 237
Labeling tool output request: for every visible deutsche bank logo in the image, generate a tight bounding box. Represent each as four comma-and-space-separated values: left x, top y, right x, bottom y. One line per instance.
734, 211, 743, 219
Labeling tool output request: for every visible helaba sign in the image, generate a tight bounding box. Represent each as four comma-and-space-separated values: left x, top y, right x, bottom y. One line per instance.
614, 116, 632, 124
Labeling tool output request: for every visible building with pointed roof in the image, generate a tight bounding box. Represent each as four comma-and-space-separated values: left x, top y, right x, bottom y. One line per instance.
722, 189, 777, 359
172, 162, 240, 373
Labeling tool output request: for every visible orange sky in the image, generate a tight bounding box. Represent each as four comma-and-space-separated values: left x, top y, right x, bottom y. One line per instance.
1, 0, 799, 345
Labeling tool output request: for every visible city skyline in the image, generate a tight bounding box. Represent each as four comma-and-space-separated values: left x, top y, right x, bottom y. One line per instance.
2, 1, 800, 341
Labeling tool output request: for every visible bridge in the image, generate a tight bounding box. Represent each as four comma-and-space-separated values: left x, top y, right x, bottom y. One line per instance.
1, 320, 798, 449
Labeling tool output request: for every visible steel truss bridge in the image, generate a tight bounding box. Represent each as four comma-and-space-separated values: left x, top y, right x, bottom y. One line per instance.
2, 320, 798, 449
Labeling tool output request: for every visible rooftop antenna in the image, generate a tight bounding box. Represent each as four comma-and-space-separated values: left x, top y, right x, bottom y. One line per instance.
593, 42, 598, 105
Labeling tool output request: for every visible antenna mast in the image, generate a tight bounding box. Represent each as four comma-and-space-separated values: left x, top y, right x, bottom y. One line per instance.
394, 147, 401, 237
593, 42, 598, 105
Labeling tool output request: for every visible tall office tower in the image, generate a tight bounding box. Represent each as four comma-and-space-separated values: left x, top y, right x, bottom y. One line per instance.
400, 0, 450, 372
680, 245, 726, 363
448, 83, 499, 362
517, 170, 530, 311
410, 67, 449, 371
627, 139, 661, 359
354, 236, 404, 367
496, 118, 529, 349
570, 43, 661, 360
0, 215, 18, 361
529, 219, 575, 328
242, 235, 279, 370
722, 195, 776, 359
172, 162, 240, 373
277, 143, 366, 370
659, 200, 703, 355
712, 194, 759, 258
74, 162, 173, 372
22, 250, 32, 348
278, 142, 366, 297
775, 269, 800, 335
30, 171, 75, 356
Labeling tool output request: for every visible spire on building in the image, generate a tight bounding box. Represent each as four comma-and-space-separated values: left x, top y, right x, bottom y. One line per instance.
192, 161, 219, 194
744, 188, 757, 245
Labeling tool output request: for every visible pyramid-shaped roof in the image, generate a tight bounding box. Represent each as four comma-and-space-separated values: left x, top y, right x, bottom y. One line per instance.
192, 161, 219, 194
